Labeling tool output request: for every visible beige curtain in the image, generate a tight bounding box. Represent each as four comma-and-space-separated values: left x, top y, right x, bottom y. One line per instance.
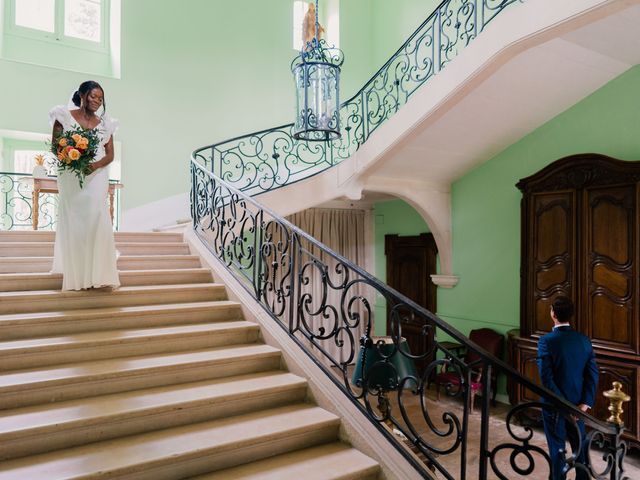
287, 208, 368, 367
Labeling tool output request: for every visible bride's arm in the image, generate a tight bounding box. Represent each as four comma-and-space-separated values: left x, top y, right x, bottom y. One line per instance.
51, 121, 63, 144
89, 136, 114, 172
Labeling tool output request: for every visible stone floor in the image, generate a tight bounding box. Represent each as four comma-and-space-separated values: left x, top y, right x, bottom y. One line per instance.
384, 388, 640, 479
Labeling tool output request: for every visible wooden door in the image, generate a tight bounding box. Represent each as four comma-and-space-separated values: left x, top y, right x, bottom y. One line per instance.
385, 233, 438, 373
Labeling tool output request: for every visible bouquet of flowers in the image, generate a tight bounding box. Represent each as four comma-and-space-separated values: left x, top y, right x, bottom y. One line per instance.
51, 126, 100, 188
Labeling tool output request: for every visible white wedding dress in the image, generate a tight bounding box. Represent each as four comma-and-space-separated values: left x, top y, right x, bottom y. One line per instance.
49, 105, 120, 291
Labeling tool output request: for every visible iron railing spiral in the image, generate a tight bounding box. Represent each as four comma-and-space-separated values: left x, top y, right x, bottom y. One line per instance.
195, 0, 524, 197
190, 156, 631, 480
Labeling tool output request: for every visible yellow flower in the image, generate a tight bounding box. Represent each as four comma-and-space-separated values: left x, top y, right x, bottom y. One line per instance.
68, 149, 81, 161
58, 138, 68, 147
64, 156, 73, 165
71, 134, 82, 144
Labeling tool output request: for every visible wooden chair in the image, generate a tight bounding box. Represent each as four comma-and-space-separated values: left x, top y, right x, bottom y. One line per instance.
434, 328, 504, 412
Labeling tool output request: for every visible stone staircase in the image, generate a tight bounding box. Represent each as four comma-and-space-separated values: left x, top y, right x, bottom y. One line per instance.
0, 230, 380, 479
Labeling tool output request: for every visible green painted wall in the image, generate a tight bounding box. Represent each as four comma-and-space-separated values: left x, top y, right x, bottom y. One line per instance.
438, 65, 640, 339
339, 0, 373, 99
370, 0, 440, 69
367, 66, 640, 400
356, 66, 640, 342
341, 0, 441, 98
0, 0, 447, 212
0, 0, 376, 211
372, 198, 429, 334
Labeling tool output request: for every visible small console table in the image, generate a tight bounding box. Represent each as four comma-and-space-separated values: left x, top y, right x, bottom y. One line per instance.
20, 177, 123, 230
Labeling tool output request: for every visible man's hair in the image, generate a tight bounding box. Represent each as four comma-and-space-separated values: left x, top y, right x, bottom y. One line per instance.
552, 296, 574, 322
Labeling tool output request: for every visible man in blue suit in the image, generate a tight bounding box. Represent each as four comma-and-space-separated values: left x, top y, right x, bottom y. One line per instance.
537, 296, 599, 480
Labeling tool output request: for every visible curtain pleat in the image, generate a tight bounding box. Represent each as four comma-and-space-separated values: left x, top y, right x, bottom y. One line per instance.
287, 208, 367, 367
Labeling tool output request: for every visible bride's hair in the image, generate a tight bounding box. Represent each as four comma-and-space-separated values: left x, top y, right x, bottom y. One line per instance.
72, 80, 106, 114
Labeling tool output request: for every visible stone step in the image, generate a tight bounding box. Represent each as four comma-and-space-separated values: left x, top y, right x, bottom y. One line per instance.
0, 268, 213, 292
192, 443, 380, 480
0, 231, 184, 243
0, 343, 282, 409
0, 283, 227, 315
0, 404, 339, 480
0, 371, 307, 461
0, 321, 260, 371
0, 242, 190, 257
0, 300, 242, 341
0, 255, 203, 274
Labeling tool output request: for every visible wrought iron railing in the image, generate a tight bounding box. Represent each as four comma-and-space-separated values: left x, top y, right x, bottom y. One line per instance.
191, 157, 631, 480
0, 172, 121, 231
195, 0, 524, 196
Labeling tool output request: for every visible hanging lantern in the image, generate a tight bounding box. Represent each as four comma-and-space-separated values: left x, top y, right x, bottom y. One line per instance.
292, 0, 344, 141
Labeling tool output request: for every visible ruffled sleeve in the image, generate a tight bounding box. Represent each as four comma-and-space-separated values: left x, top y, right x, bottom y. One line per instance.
102, 115, 119, 139
48, 105, 68, 128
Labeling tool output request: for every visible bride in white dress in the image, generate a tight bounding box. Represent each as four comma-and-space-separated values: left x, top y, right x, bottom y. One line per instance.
49, 81, 120, 291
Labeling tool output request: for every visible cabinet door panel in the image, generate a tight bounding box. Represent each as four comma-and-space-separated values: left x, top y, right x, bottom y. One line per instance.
517, 345, 541, 404
586, 186, 637, 352
592, 359, 637, 440
529, 192, 575, 335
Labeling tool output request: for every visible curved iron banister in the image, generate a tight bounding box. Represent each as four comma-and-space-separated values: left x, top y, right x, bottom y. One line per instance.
190, 156, 630, 480
196, 0, 524, 197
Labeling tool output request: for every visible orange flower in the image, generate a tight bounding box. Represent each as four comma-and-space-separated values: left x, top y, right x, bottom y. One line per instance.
58, 138, 68, 147
57, 151, 66, 161
68, 149, 81, 161
76, 139, 88, 150
71, 133, 82, 144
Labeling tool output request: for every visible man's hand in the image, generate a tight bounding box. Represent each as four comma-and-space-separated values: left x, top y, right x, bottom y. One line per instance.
578, 404, 590, 413
571, 403, 591, 421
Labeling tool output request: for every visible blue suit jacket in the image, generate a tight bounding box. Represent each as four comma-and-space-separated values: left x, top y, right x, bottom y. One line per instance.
537, 326, 599, 407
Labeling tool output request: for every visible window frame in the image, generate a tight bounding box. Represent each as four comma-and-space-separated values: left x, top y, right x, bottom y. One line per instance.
5, 0, 109, 54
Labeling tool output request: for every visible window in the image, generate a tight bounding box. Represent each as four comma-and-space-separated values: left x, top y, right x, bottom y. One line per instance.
8, 0, 107, 49
0, 138, 49, 173
0, 137, 51, 230
15, 0, 55, 33
13, 148, 48, 174
293, 1, 307, 51
65, 0, 102, 43
2, 0, 120, 77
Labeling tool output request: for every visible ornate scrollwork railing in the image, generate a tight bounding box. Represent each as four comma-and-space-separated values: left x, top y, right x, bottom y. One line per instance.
196, 0, 524, 197
191, 157, 631, 479
0, 172, 58, 230
0, 172, 121, 231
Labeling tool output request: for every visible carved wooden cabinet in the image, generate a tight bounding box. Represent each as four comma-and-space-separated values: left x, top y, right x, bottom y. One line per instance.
512, 154, 640, 446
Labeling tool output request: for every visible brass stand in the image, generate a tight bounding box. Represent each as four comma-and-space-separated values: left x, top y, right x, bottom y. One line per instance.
603, 381, 631, 427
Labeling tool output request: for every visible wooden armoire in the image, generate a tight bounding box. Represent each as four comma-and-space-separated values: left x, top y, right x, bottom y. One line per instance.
510, 154, 640, 447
